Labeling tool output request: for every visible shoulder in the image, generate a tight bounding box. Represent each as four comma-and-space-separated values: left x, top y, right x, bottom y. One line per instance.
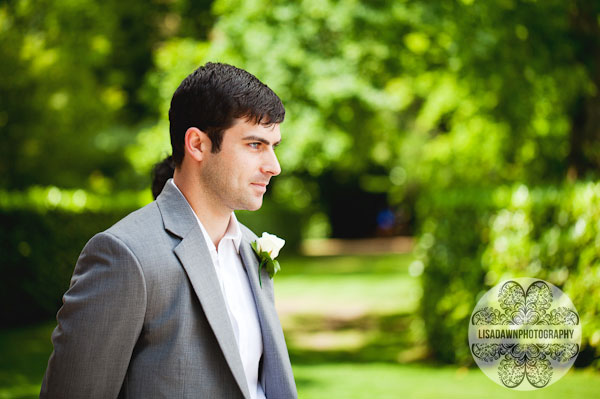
103, 201, 163, 243
80, 201, 166, 262
78, 201, 159, 257
79, 200, 177, 281
108, 200, 161, 231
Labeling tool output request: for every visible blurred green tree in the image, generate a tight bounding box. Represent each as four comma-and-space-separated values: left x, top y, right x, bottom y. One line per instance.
200, 0, 598, 191
3, 0, 599, 227
0, 0, 215, 191
129, 0, 599, 236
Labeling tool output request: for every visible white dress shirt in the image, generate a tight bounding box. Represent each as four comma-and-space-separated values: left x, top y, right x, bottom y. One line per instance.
170, 180, 265, 399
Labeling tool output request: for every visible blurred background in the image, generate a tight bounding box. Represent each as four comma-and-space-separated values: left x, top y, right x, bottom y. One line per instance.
1, 0, 600, 397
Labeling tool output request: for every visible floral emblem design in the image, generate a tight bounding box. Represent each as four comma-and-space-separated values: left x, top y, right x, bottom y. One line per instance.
471, 280, 579, 388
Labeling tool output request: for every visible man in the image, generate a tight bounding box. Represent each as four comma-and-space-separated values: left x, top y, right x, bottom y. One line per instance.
41, 62, 297, 399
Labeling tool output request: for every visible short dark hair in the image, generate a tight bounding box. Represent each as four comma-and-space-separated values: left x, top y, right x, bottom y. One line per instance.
168, 62, 285, 165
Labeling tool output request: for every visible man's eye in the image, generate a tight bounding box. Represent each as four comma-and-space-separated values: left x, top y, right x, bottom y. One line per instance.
249, 142, 261, 149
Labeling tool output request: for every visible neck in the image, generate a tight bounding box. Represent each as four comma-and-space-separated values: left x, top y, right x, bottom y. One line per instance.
172, 170, 231, 248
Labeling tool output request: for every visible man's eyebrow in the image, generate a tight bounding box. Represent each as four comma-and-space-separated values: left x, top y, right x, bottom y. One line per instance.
242, 135, 281, 147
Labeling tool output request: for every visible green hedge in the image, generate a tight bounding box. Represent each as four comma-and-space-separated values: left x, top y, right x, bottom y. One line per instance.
416, 182, 600, 368
0, 187, 146, 327
0, 209, 133, 327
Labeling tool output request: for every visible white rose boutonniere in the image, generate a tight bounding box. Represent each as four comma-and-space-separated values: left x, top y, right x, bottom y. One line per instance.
251, 232, 285, 287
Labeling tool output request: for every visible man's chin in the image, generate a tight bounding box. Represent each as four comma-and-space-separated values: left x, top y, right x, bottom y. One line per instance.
241, 197, 263, 212
249, 199, 263, 211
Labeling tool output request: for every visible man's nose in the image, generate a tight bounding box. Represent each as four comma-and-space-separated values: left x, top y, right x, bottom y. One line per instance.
261, 147, 281, 176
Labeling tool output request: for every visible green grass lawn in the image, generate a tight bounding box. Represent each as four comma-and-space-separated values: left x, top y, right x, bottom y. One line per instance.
275, 253, 421, 314
294, 363, 600, 399
1, 253, 599, 398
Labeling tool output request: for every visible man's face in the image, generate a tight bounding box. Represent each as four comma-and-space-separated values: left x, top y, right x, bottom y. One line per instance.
200, 118, 281, 212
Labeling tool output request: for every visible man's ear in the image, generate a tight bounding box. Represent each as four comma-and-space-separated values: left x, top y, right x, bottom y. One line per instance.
184, 127, 211, 162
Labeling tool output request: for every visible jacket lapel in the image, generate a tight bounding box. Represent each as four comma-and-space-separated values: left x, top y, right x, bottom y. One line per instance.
239, 234, 297, 398
157, 180, 251, 399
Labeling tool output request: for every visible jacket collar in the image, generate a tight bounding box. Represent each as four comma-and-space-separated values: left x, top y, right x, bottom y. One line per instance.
155, 178, 198, 240
155, 178, 252, 399
155, 178, 296, 398
163, 179, 243, 253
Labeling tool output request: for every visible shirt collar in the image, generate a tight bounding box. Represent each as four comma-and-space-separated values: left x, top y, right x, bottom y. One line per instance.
223, 212, 242, 253
169, 180, 242, 254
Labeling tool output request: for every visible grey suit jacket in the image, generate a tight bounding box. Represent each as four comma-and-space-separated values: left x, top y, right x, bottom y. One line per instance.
41, 179, 297, 399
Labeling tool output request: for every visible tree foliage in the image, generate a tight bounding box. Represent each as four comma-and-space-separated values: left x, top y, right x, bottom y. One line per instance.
208, 0, 598, 189
0, 0, 212, 191
3, 0, 599, 198
123, 0, 600, 224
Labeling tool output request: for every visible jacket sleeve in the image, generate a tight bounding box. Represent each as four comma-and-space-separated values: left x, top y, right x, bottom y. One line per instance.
40, 231, 147, 399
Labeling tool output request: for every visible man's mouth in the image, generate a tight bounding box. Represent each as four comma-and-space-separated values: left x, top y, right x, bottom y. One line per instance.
251, 182, 268, 192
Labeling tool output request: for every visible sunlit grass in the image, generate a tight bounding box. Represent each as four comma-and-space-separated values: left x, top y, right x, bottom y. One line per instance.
278, 253, 415, 275
293, 363, 600, 399
275, 253, 420, 316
